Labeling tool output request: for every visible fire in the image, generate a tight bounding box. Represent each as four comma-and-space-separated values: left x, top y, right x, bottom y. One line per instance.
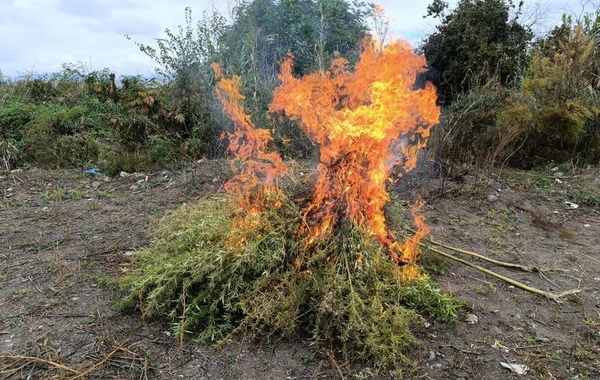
397, 196, 431, 278
214, 35, 440, 270
212, 63, 287, 246
269, 38, 440, 264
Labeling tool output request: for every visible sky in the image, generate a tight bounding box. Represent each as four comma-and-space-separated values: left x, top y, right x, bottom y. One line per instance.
0, 0, 593, 78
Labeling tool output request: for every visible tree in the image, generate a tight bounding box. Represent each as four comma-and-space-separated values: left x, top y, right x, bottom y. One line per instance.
212, 0, 370, 157
216, 0, 369, 81
422, 0, 533, 103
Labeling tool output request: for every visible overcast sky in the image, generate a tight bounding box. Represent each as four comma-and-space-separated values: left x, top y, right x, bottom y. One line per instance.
0, 0, 592, 78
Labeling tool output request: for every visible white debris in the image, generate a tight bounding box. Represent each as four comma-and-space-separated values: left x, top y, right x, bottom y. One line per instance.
564, 201, 579, 209
500, 362, 528, 375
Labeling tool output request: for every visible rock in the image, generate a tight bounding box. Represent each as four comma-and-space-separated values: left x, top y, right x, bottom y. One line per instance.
564, 201, 579, 209
487, 194, 498, 203
428, 351, 436, 360
553, 171, 564, 178
465, 314, 479, 324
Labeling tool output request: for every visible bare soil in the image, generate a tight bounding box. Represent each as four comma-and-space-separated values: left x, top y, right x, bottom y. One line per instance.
1, 161, 599, 379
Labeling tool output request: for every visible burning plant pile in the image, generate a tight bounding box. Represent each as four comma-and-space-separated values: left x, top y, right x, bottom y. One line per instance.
118, 39, 466, 369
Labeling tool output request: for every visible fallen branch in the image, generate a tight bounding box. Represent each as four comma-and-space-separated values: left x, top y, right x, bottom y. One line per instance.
427, 246, 581, 302
405, 228, 537, 272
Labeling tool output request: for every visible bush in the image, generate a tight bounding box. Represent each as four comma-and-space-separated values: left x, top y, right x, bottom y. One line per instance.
147, 135, 178, 166
422, 0, 532, 103
0, 102, 38, 140
434, 81, 532, 173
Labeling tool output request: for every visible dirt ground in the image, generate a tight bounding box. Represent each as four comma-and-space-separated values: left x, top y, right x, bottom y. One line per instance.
1, 160, 599, 379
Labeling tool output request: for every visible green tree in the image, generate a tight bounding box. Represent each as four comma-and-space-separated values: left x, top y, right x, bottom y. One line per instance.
214, 0, 370, 157
422, 0, 533, 103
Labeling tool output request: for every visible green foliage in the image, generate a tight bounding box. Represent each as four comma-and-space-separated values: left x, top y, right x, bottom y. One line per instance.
16, 104, 106, 168
0, 101, 38, 140
126, 7, 225, 81
431, 6, 600, 170
99, 147, 150, 176
147, 135, 178, 166
23, 78, 57, 103
422, 0, 532, 102
118, 195, 466, 369
434, 81, 532, 172
125, 7, 222, 154
214, 0, 369, 157
516, 16, 600, 166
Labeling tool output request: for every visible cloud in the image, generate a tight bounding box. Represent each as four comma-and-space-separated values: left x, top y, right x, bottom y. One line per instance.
56, 0, 112, 19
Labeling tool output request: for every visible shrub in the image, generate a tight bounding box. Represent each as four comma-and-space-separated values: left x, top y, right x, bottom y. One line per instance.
516, 21, 600, 167
147, 135, 178, 166
422, 0, 532, 103
0, 102, 38, 140
434, 80, 532, 174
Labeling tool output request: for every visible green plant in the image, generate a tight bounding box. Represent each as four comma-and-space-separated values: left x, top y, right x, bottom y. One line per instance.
12, 288, 30, 299
432, 80, 531, 175
422, 0, 532, 102
118, 195, 467, 369
148, 135, 178, 166
0, 101, 38, 141
41, 188, 83, 201
300, 353, 315, 364
100, 147, 150, 176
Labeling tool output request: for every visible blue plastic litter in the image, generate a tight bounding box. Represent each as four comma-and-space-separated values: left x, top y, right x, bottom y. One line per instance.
85, 168, 101, 174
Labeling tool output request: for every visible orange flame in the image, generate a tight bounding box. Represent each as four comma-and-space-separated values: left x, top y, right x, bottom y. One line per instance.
213, 63, 287, 246
398, 196, 431, 278
269, 38, 440, 263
